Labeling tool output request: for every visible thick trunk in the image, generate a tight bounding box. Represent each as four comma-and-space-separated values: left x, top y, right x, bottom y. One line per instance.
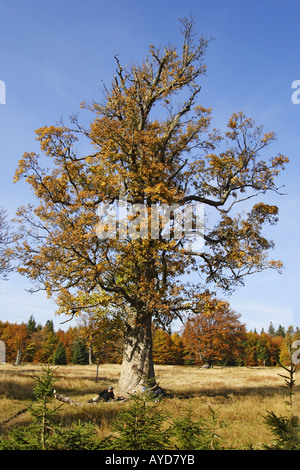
118, 311, 155, 394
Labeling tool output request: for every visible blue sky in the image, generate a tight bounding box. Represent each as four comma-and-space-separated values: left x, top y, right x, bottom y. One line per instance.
0, 0, 299, 332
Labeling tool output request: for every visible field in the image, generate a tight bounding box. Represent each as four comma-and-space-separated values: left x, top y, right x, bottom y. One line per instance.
0, 363, 299, 450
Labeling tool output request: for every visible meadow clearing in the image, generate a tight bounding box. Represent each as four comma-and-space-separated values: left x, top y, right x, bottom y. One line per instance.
0, 363, 299, 450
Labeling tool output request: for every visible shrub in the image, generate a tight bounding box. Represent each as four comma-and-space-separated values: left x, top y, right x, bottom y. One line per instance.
263, 361, 300, 450
107, 392, 171, 450
171, 407, 228, 450
0, 365, 102, 450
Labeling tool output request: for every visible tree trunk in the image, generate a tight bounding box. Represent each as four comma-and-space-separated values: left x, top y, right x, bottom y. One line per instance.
95, 360, 100, 382
88, 344, 93, 365
15, 347, 21, 366
118, 311, 155, 394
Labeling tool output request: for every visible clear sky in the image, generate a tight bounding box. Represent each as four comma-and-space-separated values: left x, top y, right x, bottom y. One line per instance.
0, 0, 299, 332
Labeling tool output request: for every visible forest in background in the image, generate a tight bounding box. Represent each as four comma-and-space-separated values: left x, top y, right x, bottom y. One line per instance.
0, 313, 298, 368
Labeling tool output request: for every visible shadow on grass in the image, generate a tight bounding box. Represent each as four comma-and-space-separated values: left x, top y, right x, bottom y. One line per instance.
57, 404, 120, 428
164, 383, 300, 400
55, 377, 119, 397
0, 379, 35, 401
0, 374, 119, 402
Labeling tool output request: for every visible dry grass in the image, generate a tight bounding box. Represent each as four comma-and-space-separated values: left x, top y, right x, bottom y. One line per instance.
1, 363, 299, 449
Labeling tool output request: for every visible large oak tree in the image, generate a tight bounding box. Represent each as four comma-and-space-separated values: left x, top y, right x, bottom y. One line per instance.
13, 18, 288, 393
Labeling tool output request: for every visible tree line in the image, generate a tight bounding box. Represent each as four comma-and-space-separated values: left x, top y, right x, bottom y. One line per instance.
0, 310, 298, 367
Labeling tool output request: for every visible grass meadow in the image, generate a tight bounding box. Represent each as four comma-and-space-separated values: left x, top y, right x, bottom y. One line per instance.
0, 363, 299, 450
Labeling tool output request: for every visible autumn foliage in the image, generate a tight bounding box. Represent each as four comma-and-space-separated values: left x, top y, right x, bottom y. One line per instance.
1, 311, 297, 368
11, 18, 288, 391
182, 294, 246, 366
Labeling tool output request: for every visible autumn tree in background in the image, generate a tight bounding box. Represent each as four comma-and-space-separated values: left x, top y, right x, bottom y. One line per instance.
170, 332, 186, 365
0, 322, 28, 363
153, 326, 186, 364
28, 324, 58, 363
279, 326, 300, 365
243, 330, 283, 366
153, 326, 176, 364
0, 317, 293, 367
79, 308, 123, 364
182, 293, 246, 366
56, 326, 79, 363
13, 18, 288, 392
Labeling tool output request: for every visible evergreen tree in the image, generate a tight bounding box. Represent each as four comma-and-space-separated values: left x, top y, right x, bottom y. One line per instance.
45, 320, 54, 333
171, 407, 228, 450
256, 334, 269, 366
264, 361, 300, 450
40, 329, 58, 363
72, 339, 88, 365
276, 325, 286, 338
0, 365, 103, 450
268, 322, 275, 336
108, 392, 170, 450
26, 315, 38, 335
53, 342, 67, 365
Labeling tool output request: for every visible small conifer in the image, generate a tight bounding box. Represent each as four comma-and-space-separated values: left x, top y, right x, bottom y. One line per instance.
53, 342, 67, 365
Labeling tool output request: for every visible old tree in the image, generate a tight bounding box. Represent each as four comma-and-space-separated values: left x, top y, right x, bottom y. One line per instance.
13, 19, 288, 393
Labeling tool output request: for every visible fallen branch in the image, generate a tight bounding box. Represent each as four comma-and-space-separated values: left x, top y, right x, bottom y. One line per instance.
53, 389, 82, 406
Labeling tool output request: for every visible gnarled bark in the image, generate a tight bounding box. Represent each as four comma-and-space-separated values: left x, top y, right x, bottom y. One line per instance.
119, 311, 155, 394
